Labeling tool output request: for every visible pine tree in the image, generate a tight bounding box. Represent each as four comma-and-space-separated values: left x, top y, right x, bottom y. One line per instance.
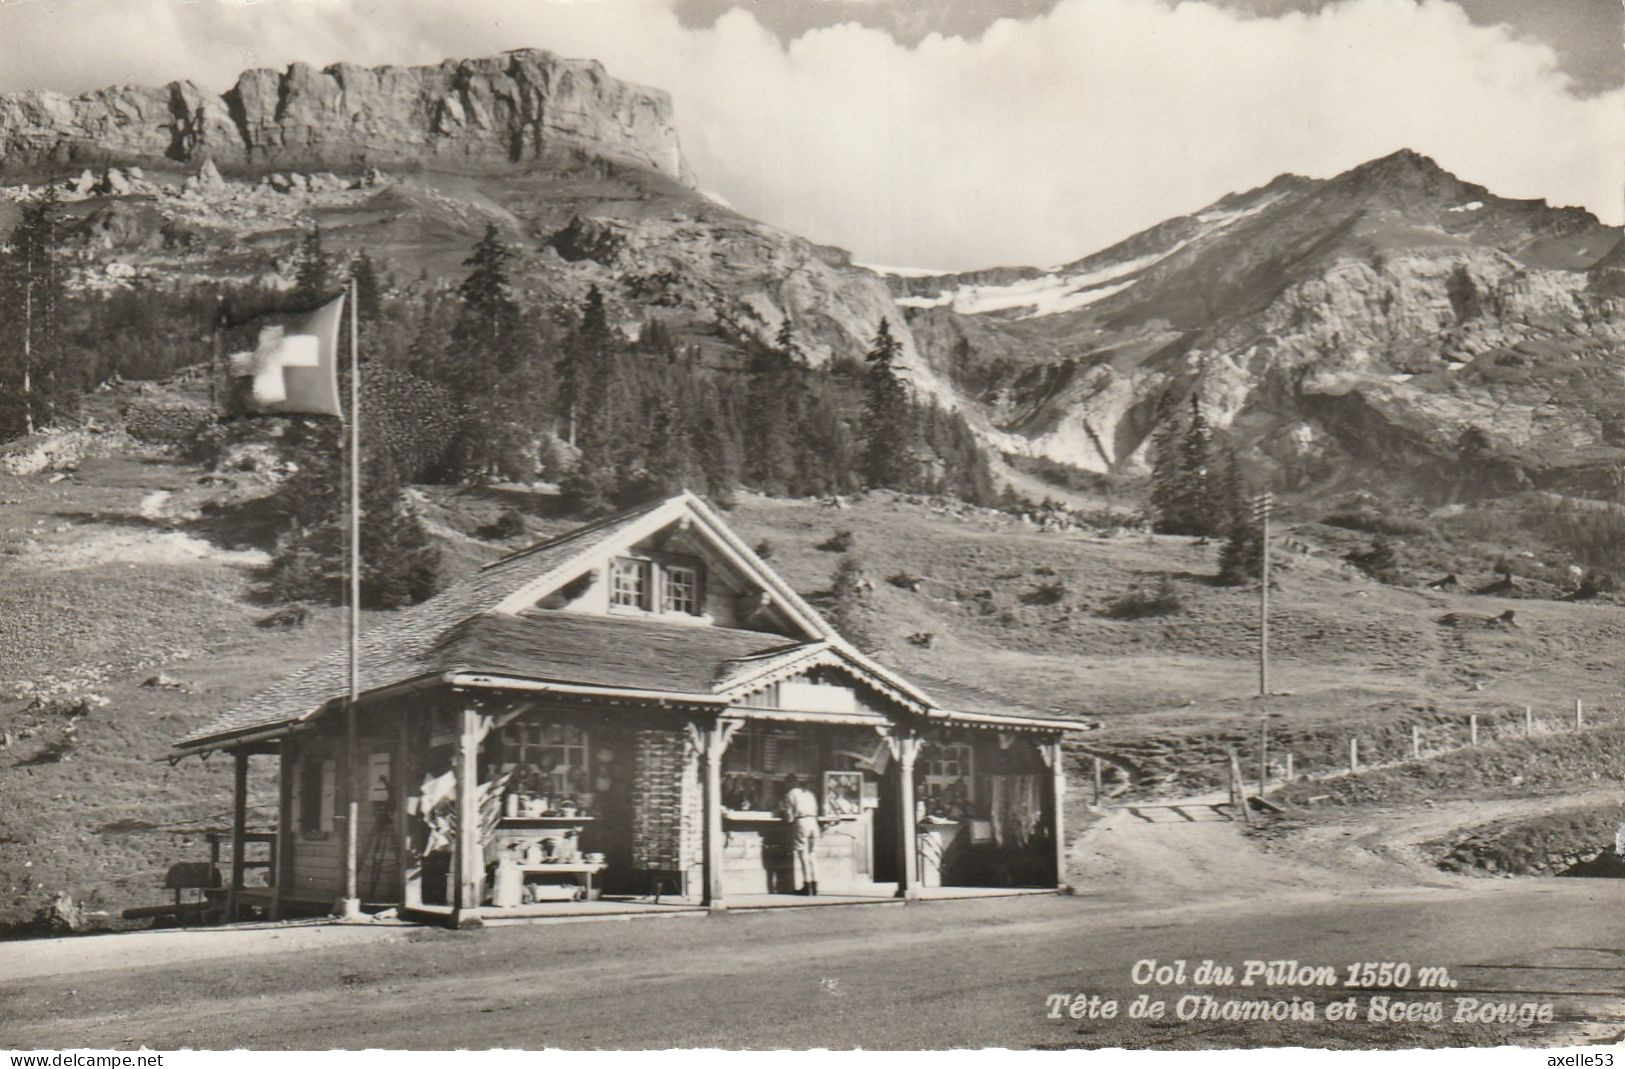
860, 319, 915, 490
637, 390, 703, 497
744, 318, 798, 493
1214, 444, 1246, 535
1149, 392, 1228, 536
773, 315, 801, 367
264, 419, 442, 608
1217, 507, 1263, 586
0, 187, 68, 436
1177, 393, 1217, 535
827, 554, 871, 646
694, 379, 745, 503
352, 251, 382, 329
560, 305, 635, 511
448, 225, 535, 480
558, 285, 614, 447
453, 223, 524, 390
1147, 400, 1186, 534
292, 226, 331, 307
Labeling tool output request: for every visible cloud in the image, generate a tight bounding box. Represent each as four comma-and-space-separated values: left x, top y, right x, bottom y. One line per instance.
0, 0, 1620, 269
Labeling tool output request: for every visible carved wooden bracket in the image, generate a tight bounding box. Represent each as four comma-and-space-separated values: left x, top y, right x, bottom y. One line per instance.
683, 720, 705, 758
885, 732, 924, 767
685, 716, 745, 759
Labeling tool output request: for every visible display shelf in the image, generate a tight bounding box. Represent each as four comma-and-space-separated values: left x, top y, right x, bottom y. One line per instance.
516, 861, 606, 874
498, 815, 596, 826
724, 810, 864, 822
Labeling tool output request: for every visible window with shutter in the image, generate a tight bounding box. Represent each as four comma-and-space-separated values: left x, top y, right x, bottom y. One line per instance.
319, 759, 336, 833
299, 758, 324, 834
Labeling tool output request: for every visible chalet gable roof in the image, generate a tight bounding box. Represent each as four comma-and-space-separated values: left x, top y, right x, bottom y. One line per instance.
175, 491, 1085, 753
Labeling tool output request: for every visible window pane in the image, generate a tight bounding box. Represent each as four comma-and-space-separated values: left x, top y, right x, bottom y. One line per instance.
611, 558, 647, 608
664, 565, 699, 614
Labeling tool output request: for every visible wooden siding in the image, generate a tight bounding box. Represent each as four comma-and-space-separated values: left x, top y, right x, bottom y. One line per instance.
282, 727, 402, 903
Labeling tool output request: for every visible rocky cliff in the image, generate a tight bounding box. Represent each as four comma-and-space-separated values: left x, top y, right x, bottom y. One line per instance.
0, 48, 946, 404
0, 49, 692, 185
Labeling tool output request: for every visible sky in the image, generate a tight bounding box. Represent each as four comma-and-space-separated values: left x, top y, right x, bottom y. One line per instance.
0, 0, 1620, 270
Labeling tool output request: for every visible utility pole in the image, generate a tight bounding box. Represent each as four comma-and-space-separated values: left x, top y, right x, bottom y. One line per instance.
1255, 490, 1275, 698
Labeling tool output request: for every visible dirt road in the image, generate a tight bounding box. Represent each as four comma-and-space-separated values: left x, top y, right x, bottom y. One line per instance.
5, 791, 1624, 1050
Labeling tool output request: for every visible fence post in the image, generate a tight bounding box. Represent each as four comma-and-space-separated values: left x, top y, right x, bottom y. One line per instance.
1259, 718, 1269, 798
1576, 698, 1584, 730
1285, 752, 1294, 783
1227, 748, 1252, 825
1411, 724, 1421, 760
1525, 705, 1533, 737
1093, 755, 1103, 806
1349, 737, 1359, 774
1469, 714, 1478, 747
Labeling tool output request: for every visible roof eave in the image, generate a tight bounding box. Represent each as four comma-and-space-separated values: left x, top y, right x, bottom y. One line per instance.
171, 671, 457, 756
447, 672, 730, 707
939, 709, 1095, 732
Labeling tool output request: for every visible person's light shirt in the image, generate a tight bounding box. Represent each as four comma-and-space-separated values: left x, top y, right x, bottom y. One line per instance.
782, 787, 819, 819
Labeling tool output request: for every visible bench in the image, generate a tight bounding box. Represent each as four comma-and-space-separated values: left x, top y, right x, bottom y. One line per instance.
121, 861, 223, 923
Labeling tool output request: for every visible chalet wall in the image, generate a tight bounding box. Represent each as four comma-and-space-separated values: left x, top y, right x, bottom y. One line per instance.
630, 727, 684, 871
282, 722, 402, 904
628, 724, 702, 895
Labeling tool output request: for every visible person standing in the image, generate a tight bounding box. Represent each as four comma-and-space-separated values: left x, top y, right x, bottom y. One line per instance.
780, 774, 819, 895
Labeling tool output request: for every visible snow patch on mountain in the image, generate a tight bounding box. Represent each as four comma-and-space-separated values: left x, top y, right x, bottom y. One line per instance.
857, 262, 955, 278
895, 247, 1167, 318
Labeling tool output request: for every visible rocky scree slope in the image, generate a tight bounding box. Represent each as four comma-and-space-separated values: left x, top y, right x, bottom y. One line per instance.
896, 150, 1625, 491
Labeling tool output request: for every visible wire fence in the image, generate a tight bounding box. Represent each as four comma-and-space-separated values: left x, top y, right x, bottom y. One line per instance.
1087, 698, 1625, 807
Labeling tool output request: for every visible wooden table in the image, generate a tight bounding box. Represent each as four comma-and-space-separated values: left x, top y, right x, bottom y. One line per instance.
516, 861, 607, 901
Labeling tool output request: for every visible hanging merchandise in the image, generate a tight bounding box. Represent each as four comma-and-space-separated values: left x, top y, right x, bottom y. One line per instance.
989, 776, 1007, 846
988, 774, 1043, 847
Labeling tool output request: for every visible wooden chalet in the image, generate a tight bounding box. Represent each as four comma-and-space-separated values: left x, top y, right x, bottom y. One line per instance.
173, 492, 1090, 925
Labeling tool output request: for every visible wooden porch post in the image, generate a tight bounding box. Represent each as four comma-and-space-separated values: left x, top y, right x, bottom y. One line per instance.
705, 721, 725, 910
1045, 736, 1069, 891
226, 749, 248, 923
892, 732, 922, 900
398, 710, 421, 911
697, 717, 742, 911
270, 739, 295, 920
452, 704, 485, 927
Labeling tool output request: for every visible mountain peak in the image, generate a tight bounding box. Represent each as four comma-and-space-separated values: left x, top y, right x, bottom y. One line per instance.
1340, 147, 1458, 187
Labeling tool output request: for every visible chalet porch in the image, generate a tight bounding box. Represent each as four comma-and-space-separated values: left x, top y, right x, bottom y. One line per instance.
171, 492, 1089, 929
196, 686, 1074, 928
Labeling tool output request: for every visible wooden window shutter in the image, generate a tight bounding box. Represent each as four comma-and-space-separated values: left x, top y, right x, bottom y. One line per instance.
290, 760, 304, 832
319, 759, 336, 832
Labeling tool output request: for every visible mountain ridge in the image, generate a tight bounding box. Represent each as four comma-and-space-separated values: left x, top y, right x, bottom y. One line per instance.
892, 149, 1625, 490
5, 45, 1624, 504
0, 48, 692, 186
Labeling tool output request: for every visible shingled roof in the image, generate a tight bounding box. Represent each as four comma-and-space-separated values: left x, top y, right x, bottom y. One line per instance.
178, 491, 1090, 752
903, 669, 1092, 727
177, 496, 677, 749
433, 612, 811, 694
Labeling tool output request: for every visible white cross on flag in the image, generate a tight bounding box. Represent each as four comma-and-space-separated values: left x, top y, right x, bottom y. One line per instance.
227, 295, 344, 416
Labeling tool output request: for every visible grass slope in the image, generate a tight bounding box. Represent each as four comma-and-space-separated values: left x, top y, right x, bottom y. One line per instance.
5, 448, 1625, 929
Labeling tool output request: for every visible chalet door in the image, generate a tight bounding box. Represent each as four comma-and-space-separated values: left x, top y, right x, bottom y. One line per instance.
872, 765, 900, 883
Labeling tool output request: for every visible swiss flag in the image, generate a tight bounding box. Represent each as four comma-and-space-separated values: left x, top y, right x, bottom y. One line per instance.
227, 295, 344, 417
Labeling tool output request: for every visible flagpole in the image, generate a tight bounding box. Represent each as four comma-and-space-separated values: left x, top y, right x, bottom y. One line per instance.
341, 277, 362, 919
